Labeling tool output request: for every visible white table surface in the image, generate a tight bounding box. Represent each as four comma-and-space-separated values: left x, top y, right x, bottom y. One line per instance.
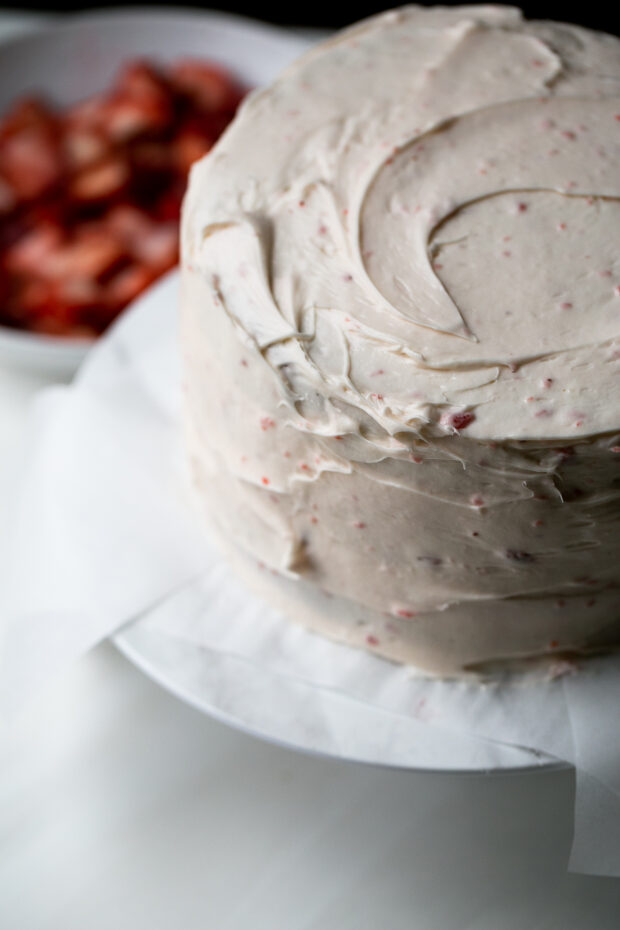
1, 11, 620, 930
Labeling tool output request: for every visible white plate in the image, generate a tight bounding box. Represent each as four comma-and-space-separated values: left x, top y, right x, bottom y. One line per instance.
0, 7, 312, 376
113, 624, 561, 775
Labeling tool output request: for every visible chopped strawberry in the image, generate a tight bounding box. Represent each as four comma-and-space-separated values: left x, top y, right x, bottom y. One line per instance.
105, 204, 152, 241
17, 276, 104, 334
114, 61, 173, 105
172, 130, 213, 175
65, 94, 109, 133
70, 157, 129, 203
105, 62, 174, 141
440, 410, 476, 432
171, 61, 244, 113
41, 227, 126, 282
54, 277, 109, 331
0, 97, 57, 136
105, 207, 178, 271
0, 98, 63, 202
106, 263, 154, 308
0, 124, 62, 201
18, 278, 78, 330
62, 124, 109, 171
132, 224, 178, 273
4, 223, 64, 275
10, 278, 56, 325
104, 95, 171, 143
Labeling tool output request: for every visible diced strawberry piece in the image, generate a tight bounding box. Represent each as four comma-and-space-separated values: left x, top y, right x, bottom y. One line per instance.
70, 157, 129, 202
16, 278, 69, 328
105, 62, 174, 142
0, 97, 57, 136
56, 276, 101, 301
104, 95, 172, 142
172, 130, 213, 176
17, 275, 103, 334
106, 262, 154, 308
0, 125, 63, 201
105, 204, 153, 241
131, 223, 178, 273
62, 124, 109, 171
4, 223, 64, 275
41, 227, 126, 282
114, 61, 172, 104
105, 207, 178, 271
170, 61, 244, 112
53, 278, 103, 318
440, 410, 476, 432
0, 98, 62, 201
65, 94, 109, 133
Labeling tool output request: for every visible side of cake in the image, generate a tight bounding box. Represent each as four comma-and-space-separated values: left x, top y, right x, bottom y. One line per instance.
181, 5, 620, 676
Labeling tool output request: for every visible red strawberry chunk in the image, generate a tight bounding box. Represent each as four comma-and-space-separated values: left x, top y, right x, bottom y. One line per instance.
172, 130, 213, 175
4, 224, 64, 275
15, 274, 104, 335
106, 263, 154, 307
14, 278, 58, 322
105, 204, 153, 243
114, 61, 172, 104
132, 224, 178, 273
105, 209, 178, 273
18, 278, 91, 330
0, 97, 57, 135
62, 124, 109, 171
440, 410, 476, 432
104, 96, 171, 142
106, 62, 174, 141
70, 157, 129, 202
41, 228, 126, 281
451, 411, 476, 431
0, 125, 62, 201
65, 94, 109, 133
171, 61, 244, 112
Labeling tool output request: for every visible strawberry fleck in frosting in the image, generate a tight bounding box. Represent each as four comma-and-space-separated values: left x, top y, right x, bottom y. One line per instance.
181, 5, 620, 676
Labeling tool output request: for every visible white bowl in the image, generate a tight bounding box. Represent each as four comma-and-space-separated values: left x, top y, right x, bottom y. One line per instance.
0, 7, 311, 376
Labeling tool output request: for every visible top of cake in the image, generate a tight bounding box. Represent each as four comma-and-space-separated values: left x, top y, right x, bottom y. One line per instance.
183, 4, 620, 443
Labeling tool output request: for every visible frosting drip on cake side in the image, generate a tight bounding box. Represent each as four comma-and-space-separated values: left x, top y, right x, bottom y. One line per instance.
181, 5, 620, 674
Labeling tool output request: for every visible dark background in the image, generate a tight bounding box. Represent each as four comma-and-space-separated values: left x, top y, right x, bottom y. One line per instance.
11, 2, 620, 35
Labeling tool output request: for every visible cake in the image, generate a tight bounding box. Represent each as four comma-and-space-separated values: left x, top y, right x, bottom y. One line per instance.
181, 5, 620, 676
